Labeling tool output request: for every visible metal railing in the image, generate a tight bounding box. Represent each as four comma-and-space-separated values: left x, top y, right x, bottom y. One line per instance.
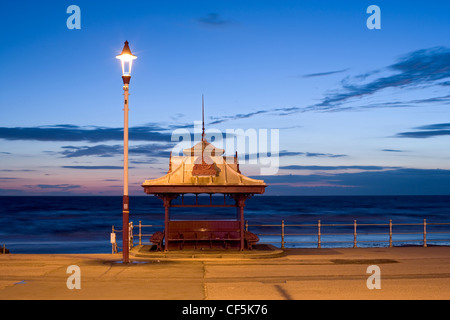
246, 219, 450, 248
111, 221, 164, 253
111, 219, 450, 251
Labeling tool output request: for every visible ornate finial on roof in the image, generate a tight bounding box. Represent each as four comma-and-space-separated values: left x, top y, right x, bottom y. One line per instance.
202, 94, 205, 142
191, 94, 217, 176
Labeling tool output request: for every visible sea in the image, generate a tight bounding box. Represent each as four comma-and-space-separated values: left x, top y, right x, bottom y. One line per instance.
1, 195, 450, 253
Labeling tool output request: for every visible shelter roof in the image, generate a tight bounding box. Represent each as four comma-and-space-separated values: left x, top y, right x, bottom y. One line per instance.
142, 140, 266, 194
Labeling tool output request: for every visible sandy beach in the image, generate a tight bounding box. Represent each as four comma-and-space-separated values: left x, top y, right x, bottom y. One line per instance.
1, 246, 449, 300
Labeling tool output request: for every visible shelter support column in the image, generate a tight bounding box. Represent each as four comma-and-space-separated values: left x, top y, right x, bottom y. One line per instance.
239, 202, 244, 251
159, 194, 178, 252
163, 197, 170, 252
233, 194, 251, 251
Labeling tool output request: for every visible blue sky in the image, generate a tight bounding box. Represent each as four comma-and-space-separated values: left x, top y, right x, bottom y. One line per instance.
0, 0, 450, 195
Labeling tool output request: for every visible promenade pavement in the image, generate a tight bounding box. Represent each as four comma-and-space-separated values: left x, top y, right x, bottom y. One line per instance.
0, 246, 449, 300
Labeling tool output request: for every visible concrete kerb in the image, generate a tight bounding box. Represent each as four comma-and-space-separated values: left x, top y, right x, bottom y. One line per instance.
129, 244, 285, 261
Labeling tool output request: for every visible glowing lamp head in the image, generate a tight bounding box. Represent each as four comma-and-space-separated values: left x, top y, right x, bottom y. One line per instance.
116, 41, 137, 79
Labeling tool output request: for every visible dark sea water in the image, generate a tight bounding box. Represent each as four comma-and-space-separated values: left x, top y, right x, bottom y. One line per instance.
1, 195, 449, 253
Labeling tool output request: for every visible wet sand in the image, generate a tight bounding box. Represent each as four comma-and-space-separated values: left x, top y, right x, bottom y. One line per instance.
1, 246, 449, 300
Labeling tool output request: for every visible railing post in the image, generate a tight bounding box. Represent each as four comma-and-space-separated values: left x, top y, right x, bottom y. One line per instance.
139, 220, 142, 246
389, 219, 393, 248
281, 220, 285, 249
423, 219, 427, 247
245, 220, 248, 232
318, 220, 321, 248
353, 220, 357, 248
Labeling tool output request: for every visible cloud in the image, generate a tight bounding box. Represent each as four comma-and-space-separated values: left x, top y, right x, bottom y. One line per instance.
28, 184, 81, 190
301, 68, 349, 78
255, 167, 450, 195
197, 13, 233, 26
278, 151, 305, 157
338, 94, 450, 112
0, 123, 234, 145
412, 123, 450, 130
206, 47, 450, 124
313, 46, 450, 111
61, 166, 129, 170
409, 95, 450, 104
395, 123, 450, 138
59, 143, 172, 158
127, 144, 172, 158
239, 150, 347, 160
209, 106, 303, 125
305, 152, 346, 158
277, 151, 347, 158
381, 149, 404, 152
0, 124, 173, 143
279, 165, 396, 171
60, 145, 121, 158
209, 110, 269, 125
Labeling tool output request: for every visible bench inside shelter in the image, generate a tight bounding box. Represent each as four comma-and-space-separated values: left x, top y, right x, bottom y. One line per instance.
150, 220, 259, 250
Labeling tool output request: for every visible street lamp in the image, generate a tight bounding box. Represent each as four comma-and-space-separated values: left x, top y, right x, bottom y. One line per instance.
116, 41, 137, 263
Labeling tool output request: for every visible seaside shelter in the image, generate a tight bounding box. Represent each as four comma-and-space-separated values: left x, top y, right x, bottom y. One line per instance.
142, 112, 266, 251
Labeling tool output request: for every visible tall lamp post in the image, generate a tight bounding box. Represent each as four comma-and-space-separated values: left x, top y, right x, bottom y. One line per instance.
116, 41, 137, 263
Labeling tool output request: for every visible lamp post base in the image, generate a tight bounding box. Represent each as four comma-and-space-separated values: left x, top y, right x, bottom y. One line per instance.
122, 195, 130, 263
